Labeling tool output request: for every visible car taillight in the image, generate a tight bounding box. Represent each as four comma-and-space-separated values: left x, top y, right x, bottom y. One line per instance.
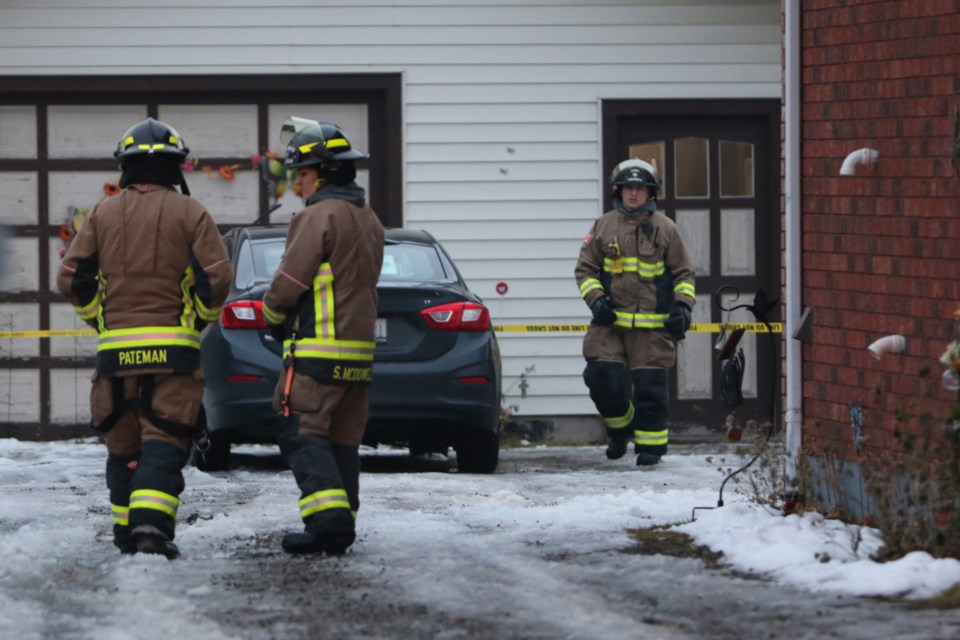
420, 301, 490, 332
221, 300, 268, 330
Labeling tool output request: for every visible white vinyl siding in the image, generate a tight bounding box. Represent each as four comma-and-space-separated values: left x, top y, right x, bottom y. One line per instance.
0, 0, 781, 419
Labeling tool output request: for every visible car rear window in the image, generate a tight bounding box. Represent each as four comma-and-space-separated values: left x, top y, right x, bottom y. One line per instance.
234, 238, 286, 289
381, 243, 453, 282
233, 237, 456, 289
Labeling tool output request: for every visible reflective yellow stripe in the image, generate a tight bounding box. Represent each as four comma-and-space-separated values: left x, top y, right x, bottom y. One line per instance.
674, 282, 695, 297
262, 302, 286, 326
179, 267, 198, 329
285, 338, 376, 361
604, 403, 634, 430
325, 138, 349, 149
602, 257, 665, 278
129, 489, 179, 518
75, 291, 102, 320
111, 503, 129, 526
96, 270, 107, 334
634, 429, 669, 446
194, 297, 220, 323
314, 263, 335, 340
579, 278, 603, 298
299, 488, 351, 519
614, 312, 669, 329
98, 326, 200, 352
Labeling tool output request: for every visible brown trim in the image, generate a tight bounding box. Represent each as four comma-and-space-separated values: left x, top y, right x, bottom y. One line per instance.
1, 73, 403, 433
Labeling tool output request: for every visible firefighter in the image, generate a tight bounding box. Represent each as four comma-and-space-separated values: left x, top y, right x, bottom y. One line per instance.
58, 118, 232, 558
262, 117, 385, 555
575, 159, 696, 466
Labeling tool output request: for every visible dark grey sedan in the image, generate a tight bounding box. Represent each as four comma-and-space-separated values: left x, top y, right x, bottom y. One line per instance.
197, 226, 502, 473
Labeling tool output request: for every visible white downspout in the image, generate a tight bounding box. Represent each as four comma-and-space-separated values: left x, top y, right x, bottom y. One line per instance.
784, 0, 803, 477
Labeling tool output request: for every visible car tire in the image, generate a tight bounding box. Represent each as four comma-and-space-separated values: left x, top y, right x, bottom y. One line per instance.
191, 430, 231, 471
455, 429, 499, 474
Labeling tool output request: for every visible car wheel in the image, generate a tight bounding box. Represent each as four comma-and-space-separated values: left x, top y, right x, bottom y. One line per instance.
191, 430, 231, 471
455, 429, 499, 474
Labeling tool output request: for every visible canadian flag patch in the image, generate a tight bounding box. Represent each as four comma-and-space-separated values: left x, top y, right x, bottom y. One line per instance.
583, 233, 593, 244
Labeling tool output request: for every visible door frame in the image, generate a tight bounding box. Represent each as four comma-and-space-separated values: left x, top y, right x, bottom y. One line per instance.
601, 99, 782, 431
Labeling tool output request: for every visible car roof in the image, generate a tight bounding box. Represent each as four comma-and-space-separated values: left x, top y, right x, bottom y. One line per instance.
236, 225, 434, 245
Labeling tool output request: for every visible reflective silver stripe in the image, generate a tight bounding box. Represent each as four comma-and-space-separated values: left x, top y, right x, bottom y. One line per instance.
286, 339, 376, 361
129, 489, 180, 518
98, 326, 200, 351
111, 503, 129, 525
634, 429, 669, 446
314, 263, 335, 340
604, 403, 634, 430
299, 489, 351, 518
579, 278, 603, 298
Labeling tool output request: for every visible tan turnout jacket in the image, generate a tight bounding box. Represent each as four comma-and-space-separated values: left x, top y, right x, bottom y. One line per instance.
58, 184, 232, 376
262, 196, 385, 387
575, 208, 696, 330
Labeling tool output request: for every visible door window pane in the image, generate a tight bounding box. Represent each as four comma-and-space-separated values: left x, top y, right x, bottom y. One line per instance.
720, 140, 754, 197
675, 209, 710, 277
720, 208, 756, 276
674, 137, 708, 199
677, 293, 713, 399
627, 141, 665, 186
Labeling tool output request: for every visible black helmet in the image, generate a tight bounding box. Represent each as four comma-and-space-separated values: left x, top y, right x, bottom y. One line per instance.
114, 118, 189, 165
280, 117, 368, 170
610, 159, 661, 200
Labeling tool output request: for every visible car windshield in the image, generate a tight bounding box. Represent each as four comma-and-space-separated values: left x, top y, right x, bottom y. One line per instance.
234, 237, 456, 289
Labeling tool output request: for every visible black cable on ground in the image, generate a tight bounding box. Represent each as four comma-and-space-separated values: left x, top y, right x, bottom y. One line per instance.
692, 288, 779, 521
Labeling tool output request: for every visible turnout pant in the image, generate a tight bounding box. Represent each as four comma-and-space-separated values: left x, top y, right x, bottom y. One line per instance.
582, 325, 674, 456
93, 371, 202, 544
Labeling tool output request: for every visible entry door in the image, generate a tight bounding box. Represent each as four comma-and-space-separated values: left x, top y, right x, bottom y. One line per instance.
603, 100, 781, 432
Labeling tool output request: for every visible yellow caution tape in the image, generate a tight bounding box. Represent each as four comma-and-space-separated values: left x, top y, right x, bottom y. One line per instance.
0, 322, 783, 339
0, 329, 97, 338
493, 323, 782, 334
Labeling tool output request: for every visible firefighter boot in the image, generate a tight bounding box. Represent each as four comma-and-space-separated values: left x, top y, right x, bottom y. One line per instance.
127, 439, 188, 559
636, 452, 662, 466
604, 427, 631, 460
106, 453, 140, 554
282, 517, 356, 555
632, 368, 669, 468
279, 431, 357, 555
131, 524, 181, 560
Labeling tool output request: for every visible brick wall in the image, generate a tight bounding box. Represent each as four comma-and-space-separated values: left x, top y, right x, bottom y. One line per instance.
800, 0, 960, 460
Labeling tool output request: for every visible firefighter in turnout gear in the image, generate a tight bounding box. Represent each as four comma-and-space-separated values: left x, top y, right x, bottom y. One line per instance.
262, 117, 385, 555
58, 118, 232, 558
575, 159, 696, 466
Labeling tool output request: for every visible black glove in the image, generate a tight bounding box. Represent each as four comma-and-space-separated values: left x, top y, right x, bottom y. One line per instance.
589, 296, 617, 326
663, 301, 692, 340
269, 324, 286, 343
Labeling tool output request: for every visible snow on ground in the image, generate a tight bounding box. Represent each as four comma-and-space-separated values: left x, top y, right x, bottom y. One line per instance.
0, 438, 958, 639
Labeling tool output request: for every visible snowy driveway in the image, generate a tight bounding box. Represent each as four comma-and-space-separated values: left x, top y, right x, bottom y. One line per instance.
1, 440, 957, 639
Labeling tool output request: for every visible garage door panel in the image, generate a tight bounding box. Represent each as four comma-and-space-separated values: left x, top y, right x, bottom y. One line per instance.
158, 104, 258, 157
48, 105, 146, 159
0, 106, 37, 158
